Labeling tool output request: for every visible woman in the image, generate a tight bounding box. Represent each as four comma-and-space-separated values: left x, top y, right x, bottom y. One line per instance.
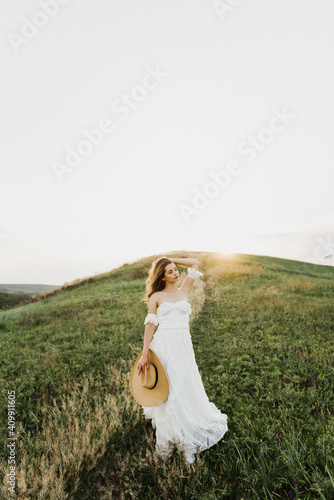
137, 256, 228, 464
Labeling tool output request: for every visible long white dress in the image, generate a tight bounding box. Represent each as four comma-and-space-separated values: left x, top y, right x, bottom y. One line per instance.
142, 299, 228, 464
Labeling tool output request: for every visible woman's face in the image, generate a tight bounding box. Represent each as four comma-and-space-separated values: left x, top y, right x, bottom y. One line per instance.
164, 262, 179, 283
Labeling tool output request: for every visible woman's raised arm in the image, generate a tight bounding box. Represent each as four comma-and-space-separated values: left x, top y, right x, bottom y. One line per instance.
171, 257, 199, 269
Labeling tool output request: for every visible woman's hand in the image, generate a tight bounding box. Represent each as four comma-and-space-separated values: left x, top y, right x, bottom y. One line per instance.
137, 353, 150, 375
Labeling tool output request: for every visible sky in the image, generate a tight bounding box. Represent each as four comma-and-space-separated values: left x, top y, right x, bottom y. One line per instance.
1, 0, 334, 286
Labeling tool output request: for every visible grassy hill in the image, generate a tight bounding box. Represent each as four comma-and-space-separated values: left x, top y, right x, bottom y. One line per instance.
0, 251, 333, 499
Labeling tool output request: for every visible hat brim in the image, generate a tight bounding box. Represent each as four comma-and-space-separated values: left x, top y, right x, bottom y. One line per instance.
130, 349, 169, 407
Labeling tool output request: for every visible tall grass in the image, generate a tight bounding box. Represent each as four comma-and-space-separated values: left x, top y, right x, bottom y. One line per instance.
0, 360, 136, 497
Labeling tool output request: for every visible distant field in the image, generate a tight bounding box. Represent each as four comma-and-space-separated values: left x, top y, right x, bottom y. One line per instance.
0, 251, 333, 499
0, 292, 31, 311
0, 284, 61, 311
0, 284, 61, 297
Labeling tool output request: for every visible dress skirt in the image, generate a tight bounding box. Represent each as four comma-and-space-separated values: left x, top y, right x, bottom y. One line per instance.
142, 321, 228, 464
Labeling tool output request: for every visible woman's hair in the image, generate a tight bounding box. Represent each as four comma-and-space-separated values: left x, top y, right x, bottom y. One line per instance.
143, 256, 174, 305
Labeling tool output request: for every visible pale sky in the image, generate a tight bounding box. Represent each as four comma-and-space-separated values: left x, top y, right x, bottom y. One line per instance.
1, 0, 334, 285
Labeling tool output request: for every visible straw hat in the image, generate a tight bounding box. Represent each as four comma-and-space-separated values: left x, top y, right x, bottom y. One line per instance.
129, 349, 169, 407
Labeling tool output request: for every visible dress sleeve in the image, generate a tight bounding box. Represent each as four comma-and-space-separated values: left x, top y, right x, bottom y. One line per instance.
144, 313, 159, 326
187, 267, 203, 279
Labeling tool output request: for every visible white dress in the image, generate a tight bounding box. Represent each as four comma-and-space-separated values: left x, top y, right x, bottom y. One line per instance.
142, 299, 228, 464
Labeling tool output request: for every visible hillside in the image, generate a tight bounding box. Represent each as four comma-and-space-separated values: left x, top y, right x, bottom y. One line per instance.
0, 251, 333, 499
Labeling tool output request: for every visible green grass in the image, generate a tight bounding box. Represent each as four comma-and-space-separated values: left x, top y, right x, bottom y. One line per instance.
0, 251, 334, 499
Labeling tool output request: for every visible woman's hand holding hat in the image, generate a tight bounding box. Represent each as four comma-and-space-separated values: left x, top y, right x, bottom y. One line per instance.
137, 353, 150, 375
130, 349, 169, 407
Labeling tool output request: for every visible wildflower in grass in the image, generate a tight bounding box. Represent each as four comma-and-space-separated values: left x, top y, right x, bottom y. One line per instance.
288, 490, 293, 499
294, 477, 299, 484
302, 444, 306, 455
274, 425, 283, 444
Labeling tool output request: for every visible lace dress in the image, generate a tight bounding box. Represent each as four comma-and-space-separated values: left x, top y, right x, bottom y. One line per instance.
142, 292, 228, 464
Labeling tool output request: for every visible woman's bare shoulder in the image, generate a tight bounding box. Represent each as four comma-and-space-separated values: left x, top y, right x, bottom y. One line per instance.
149, 292, 161, 306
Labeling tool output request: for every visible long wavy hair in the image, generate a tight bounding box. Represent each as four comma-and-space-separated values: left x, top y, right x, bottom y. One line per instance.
143, 256, 174, 305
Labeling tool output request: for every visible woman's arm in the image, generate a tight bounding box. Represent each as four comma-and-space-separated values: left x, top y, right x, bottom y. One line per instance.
138, 294, 158, 375
171, 257, 199, 269
137, 324, 155, 375
142, 294, 158, 355
143, 324, 155, 356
